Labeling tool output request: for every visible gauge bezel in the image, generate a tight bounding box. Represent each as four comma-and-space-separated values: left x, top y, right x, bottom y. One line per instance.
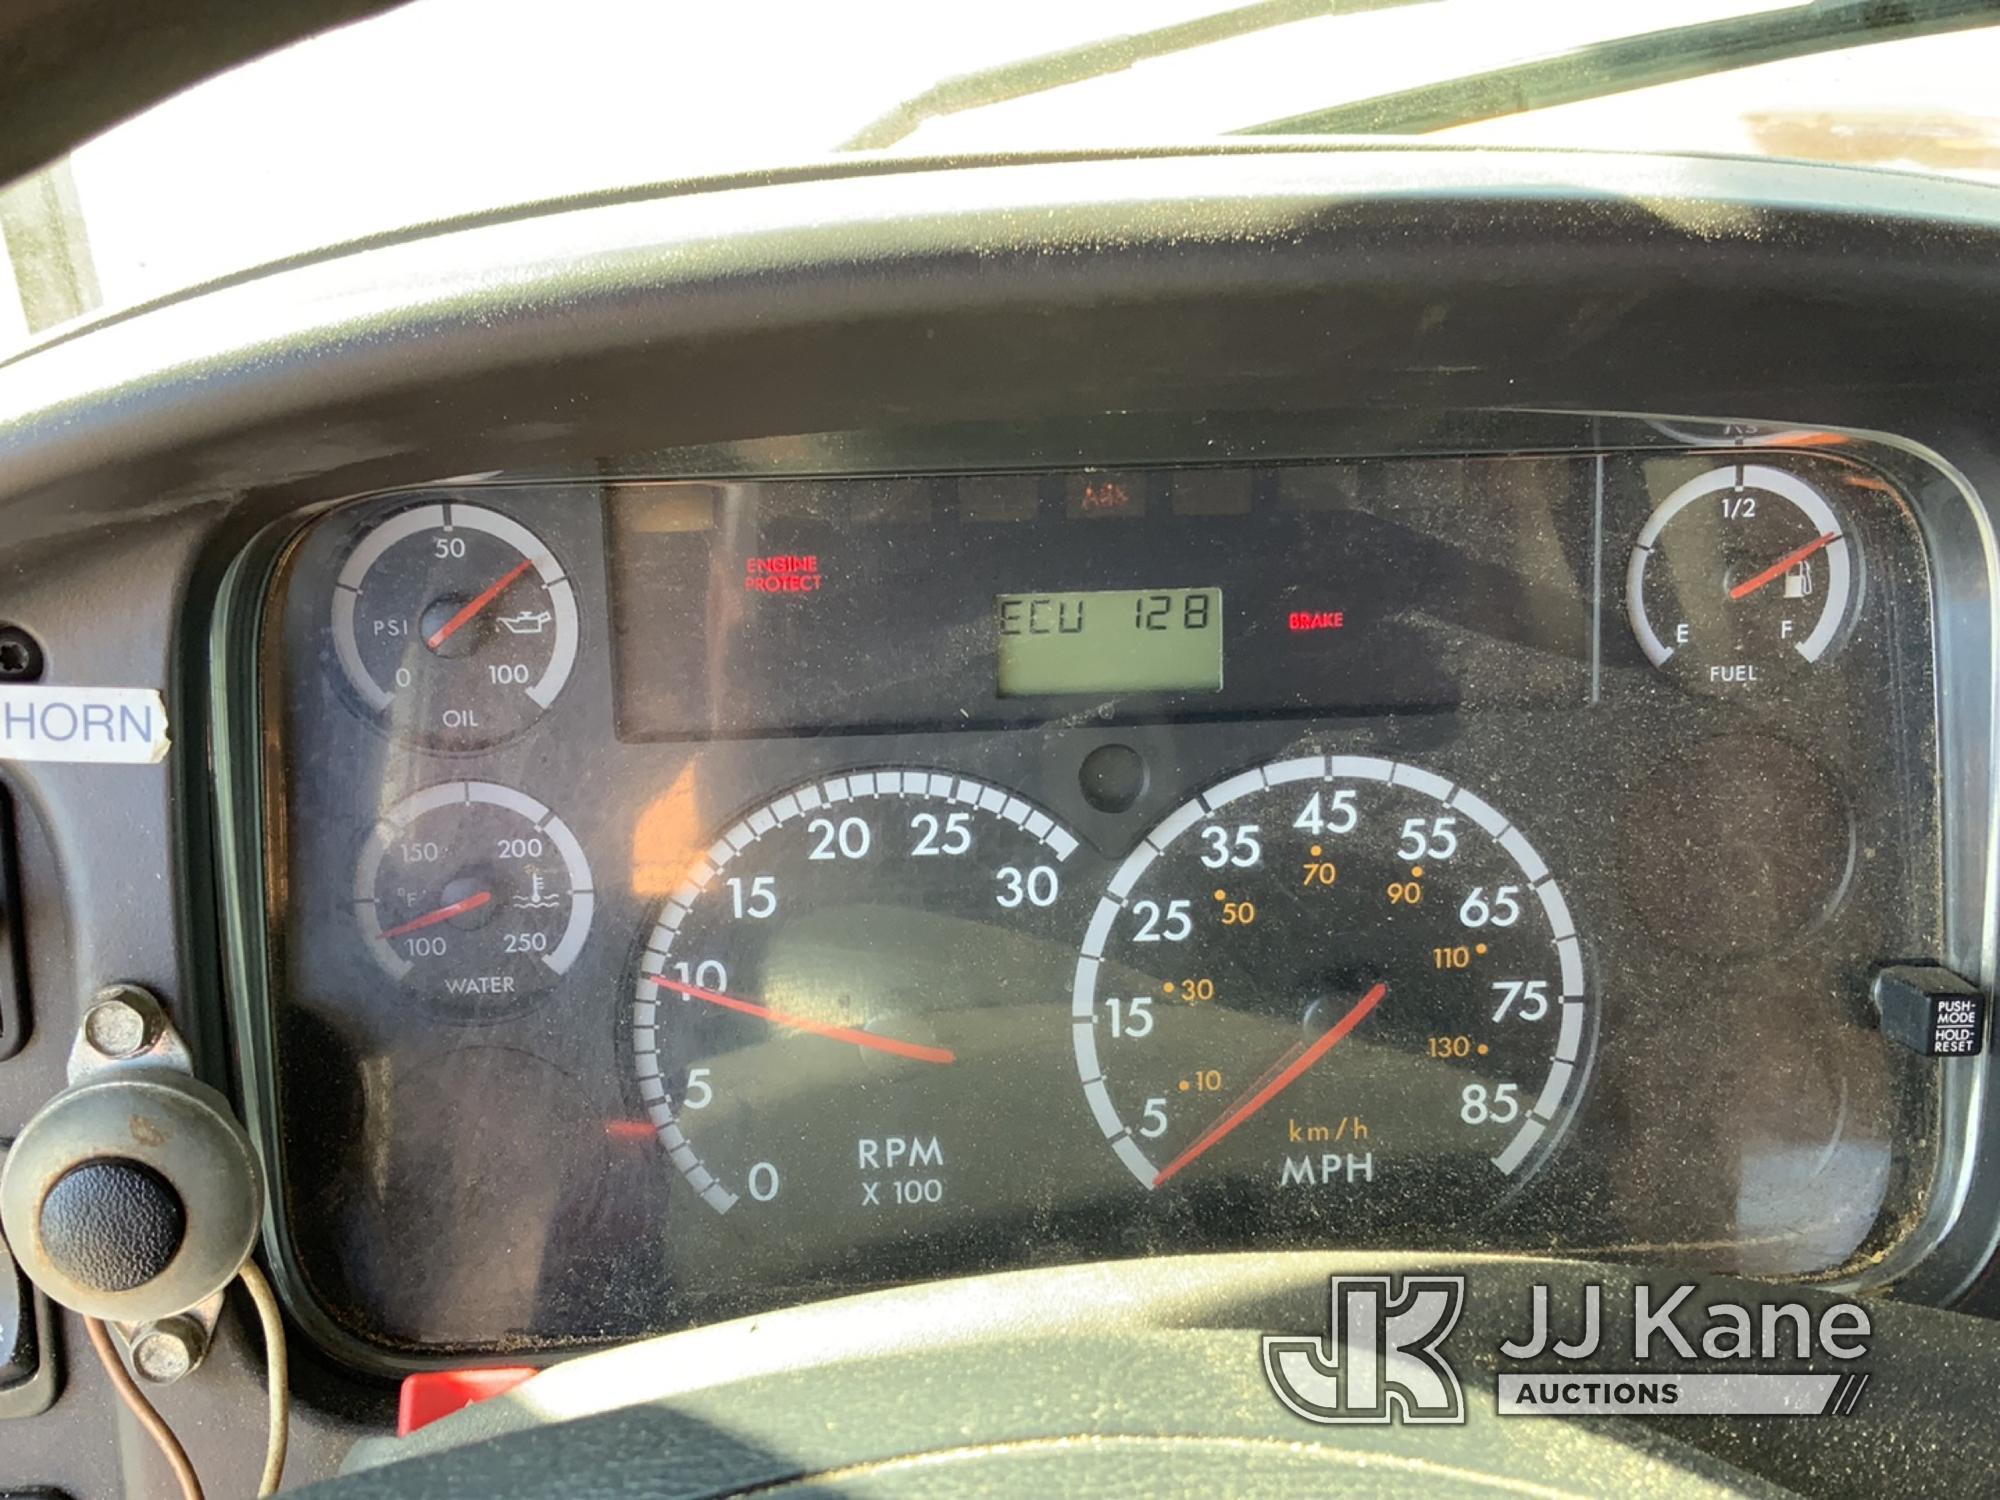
209, 413, 1977, 1375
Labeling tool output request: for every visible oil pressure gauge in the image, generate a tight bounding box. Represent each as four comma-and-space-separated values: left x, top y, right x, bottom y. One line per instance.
331, 502, 579, 748
1626, 463, 1856, 693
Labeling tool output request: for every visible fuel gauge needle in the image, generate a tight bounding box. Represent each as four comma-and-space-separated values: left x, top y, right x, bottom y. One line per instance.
648, 975, 956, 1064
1729, 532, 1840, 600
1151, 981, 1386, 1187
379, 889, 492, 940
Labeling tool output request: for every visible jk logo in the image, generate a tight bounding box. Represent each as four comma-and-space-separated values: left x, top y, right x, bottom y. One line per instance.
1263, 1275, 1467, 1425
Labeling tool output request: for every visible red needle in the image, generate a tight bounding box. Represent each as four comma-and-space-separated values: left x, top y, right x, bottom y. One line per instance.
1728, 532, 1839, 601
1151, 981, 1386, 1188
379, 889, 491, 940
648, 975, 956, 1064
426, 557, 535, 650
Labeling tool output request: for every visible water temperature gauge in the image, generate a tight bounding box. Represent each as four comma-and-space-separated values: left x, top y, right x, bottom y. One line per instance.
1627, 463, 1857, 693
331, 502, 580, 748
355, 781, 595, 1011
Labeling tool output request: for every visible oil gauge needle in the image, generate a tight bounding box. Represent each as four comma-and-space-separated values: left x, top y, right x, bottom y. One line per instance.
1151, 981, 1386, 1187
1728, 531, 1840, 601
378, 889, 492, 940
648, 974, 957, 1064
426, 556, 535, 649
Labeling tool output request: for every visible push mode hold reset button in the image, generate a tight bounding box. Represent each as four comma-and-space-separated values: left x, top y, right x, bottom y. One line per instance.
1873, 964, 1988, 1057
0, 686, 170, 765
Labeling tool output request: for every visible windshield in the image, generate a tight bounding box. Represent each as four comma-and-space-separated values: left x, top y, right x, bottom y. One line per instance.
7, 0, 2000, 356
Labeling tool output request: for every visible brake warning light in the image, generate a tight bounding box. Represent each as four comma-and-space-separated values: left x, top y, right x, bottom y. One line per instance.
745, 555, 822, 594
1289, 610, 1345, 632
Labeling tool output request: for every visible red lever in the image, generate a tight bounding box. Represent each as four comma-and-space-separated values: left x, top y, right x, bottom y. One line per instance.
397, 1367, 537, 1436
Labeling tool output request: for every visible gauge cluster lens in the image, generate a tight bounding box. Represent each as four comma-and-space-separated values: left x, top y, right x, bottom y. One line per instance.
259, 438, 1949, 1362
332, 502, 580, 748
1073, 756, 1587, 1211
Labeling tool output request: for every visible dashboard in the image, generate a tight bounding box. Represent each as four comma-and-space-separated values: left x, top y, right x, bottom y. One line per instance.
239, 429, 1951, 1362
6, 145, 2000, 1492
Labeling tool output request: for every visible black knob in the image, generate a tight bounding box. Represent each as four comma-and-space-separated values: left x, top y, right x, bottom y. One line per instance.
39, 1159, 185, 1292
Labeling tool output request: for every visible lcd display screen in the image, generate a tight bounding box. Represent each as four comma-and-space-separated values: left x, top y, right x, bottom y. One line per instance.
996, 587, 1223, 696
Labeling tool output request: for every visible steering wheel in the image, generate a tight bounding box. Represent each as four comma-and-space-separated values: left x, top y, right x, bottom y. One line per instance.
304, 1252, 1997, 1498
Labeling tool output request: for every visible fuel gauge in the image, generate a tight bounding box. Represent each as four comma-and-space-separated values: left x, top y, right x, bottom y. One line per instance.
1627, 463, 1856, 693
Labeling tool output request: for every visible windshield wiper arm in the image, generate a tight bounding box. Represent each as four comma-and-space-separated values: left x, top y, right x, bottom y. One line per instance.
841, 0, 1439, 152
1234, 0, 2000, 138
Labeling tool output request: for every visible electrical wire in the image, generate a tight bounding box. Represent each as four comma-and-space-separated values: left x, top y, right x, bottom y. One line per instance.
84, 1315, 204, 1500
239, 1259, 291, 1497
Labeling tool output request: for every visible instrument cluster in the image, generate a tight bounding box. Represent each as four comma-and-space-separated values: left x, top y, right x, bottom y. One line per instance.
240, 429, 1951, 1366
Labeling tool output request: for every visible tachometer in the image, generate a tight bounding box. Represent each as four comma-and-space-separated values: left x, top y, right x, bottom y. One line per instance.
630, 770, 1082, 1218
331, 502, 580, 748
1072, 756, 1589, 1220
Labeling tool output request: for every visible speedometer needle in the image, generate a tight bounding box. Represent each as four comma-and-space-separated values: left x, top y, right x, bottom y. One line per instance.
379, 889, 492, 940
1728, 532, 1839, 600
647, 975, 957, 1064
1151, 981, 1386, 1188
426, 556, 535, 650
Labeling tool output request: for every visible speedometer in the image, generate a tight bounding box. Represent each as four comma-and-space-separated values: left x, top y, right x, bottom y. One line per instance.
1072, 755, 1590, 1220
630, 769, 1082, 1220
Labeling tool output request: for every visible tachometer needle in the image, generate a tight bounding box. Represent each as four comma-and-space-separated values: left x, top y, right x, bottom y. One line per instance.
1151, 981, 1386, 1188
1728, 532, 1839, 601
647, 975, 956, 1064
379, 889, 492, 940
425, 556, 535, 650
